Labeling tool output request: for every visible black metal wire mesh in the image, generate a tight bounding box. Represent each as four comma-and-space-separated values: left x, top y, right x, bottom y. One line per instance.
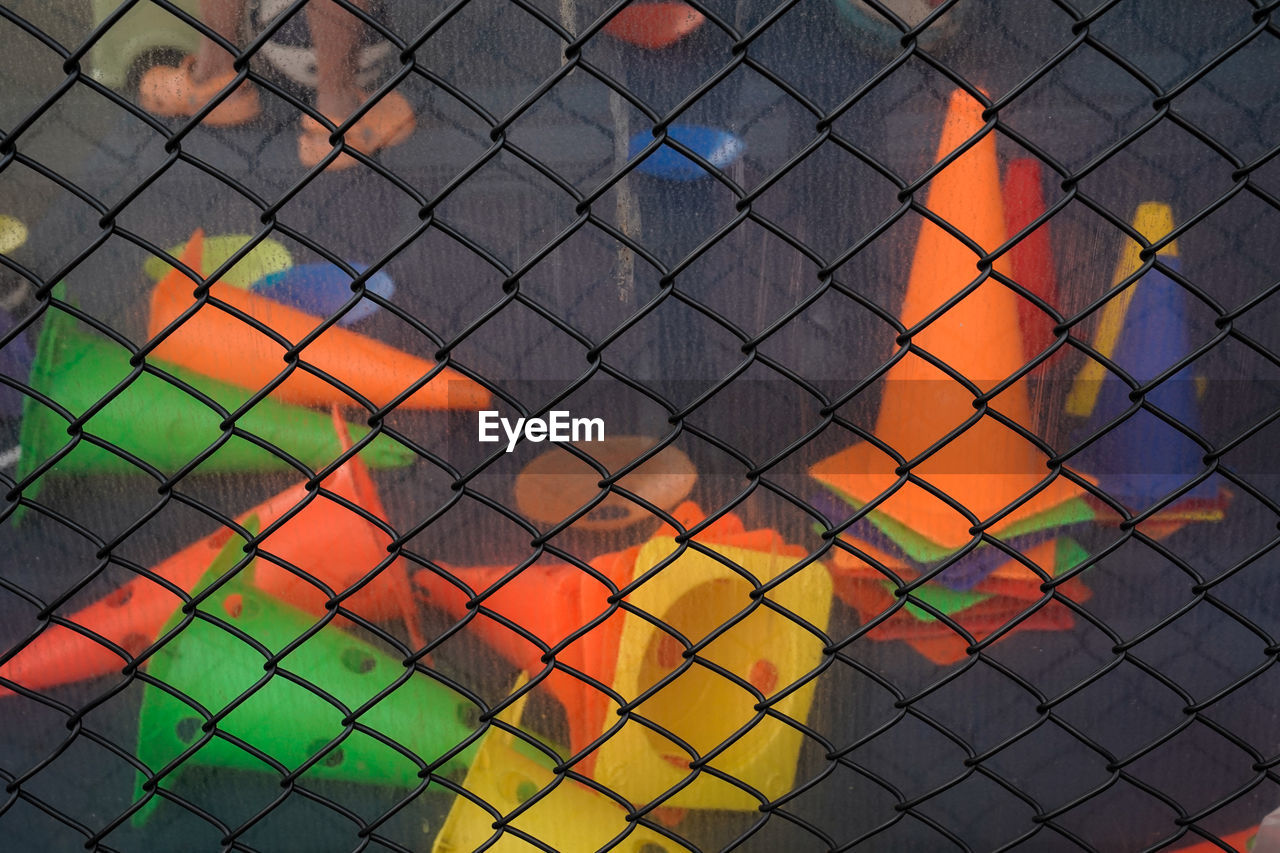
0, 0, 1278, 850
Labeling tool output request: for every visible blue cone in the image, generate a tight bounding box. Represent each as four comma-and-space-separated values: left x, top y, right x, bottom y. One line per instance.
1084, 256, 1218, 507
251, 262, 395, 326
629, 125, 745, 182
0, 307, 32, 419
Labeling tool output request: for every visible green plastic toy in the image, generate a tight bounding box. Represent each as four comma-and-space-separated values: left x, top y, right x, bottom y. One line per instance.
13, 297, 412, 512
133, 528, 482, 822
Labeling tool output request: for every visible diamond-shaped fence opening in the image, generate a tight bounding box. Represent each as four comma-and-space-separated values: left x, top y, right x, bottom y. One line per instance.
0, 0, 1278, 850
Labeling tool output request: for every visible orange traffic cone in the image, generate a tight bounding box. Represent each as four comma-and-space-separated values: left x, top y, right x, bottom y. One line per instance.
148, 230, 489, 411
0, 411, 420, 697
811, 91, 1091, 559
1004, 158, 1059, 362
414, 503, 832, 810
603, 3, 706, 49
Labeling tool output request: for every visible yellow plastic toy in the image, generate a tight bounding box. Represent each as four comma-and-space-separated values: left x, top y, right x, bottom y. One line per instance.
143, 233, 293, 290
0, 215, 28, 255
591, 536, 833, 811
432, 678, 676, 853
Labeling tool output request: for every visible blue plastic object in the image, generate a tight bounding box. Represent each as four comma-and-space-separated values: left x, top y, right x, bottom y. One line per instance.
0, 307, 33, 419
252, 262, 395, 326
629, 125, 745, 182
1083, 256, 1218, 507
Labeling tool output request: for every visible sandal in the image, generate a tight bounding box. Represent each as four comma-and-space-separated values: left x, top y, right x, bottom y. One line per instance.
139, 55, 261, 127
298, 89, 416, 170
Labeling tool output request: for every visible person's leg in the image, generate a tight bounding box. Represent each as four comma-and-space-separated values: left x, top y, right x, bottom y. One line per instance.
298, 0, 415, 167
190, 0, 245, 83
306, 0, 367, 119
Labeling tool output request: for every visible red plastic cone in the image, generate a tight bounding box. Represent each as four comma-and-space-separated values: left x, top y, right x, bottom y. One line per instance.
811, 91, 1090, 555
1004, 158, 1059, 362
0, 413, 419, 696
148, 230, 489, 411
603, 3, 706, 49
415, 545, 639, 766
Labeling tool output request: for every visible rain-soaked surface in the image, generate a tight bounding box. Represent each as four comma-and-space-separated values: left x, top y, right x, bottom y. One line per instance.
0, 0, 1278, 850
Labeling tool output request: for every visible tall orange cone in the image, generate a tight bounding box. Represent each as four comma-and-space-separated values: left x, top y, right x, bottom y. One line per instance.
148, 230, 489, 411
811, 91, 1090, 557
413, 503, 832, 810
0, 412, 420, 697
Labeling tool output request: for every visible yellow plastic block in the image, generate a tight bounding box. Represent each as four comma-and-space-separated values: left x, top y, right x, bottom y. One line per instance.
143, 233, 293, 290
432, 680, 673, 853
592, 537, 833, 811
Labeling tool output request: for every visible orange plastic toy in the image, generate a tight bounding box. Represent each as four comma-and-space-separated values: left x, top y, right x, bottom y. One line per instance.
1169, 828, 1258, 852
811, 90, 1090, 555
414, 503, 833, 810
827, 537, 1090, 607
602, 3, 706, 49
148, 230, 489, 411
835, 536, 1090, 665
0, 411, 420, 697
514, 436, 697, 531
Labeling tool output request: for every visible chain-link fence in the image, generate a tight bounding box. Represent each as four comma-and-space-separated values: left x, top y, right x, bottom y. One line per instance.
0, 0, 1278, 850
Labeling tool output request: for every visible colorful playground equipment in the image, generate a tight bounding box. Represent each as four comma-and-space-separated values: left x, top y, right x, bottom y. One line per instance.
828, 535, 1091, 665
0, 413, 422, 696
1065, 202, 1229, 533
432, 677, 674, 853
629, 125, 746, 182
811, 90, 1095, 560
513, 436, 697, 530
808, 90, 1100, 663
148, 230, 490, 411
146, 234, 393, 324
133, 527, 479, 823
12, 293, 411, 514
414, 502, 832, 810
602, 3, 706, 49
